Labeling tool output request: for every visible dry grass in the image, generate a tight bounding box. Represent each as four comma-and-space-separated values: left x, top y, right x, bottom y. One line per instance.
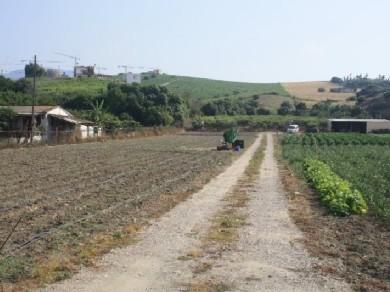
31, 225, 140, 286
206, 211, 247, 244
185, 280, 232, 292
282, 81, 355, 106
178, 249, 204, 261
256, 94, 294, 112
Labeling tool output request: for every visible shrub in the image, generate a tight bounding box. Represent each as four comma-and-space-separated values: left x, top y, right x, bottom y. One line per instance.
304, 159, 367, 216
318, 87, 326, 92
330, 76, 343, 84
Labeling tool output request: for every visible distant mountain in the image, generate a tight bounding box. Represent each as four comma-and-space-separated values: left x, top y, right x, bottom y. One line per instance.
4, 70, 25, 80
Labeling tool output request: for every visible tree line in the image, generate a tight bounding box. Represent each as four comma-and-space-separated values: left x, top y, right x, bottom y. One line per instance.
0, 75, 189, 130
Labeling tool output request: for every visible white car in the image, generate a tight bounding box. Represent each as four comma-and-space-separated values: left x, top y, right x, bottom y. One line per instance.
287, 124, 299, 133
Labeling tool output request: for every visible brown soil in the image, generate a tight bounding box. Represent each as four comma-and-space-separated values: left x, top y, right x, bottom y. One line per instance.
37, 134, 263, 292
0, 133, 256, 290
275, 139, 390, 292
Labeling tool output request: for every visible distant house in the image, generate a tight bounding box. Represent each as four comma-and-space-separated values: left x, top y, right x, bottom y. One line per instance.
328, 118, 390, 133
74, 66, 95, 77
126, 72, 142, 84
0, 105, 100, 143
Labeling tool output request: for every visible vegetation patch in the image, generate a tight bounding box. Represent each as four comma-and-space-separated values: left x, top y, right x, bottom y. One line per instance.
277, 135, 390, 291
184, 280, 233, 292
0, 256, 31, 282
198, 115, 326, 131
304, 159, 367, 216
283, 133, 390, 220
142, 74, 288, 100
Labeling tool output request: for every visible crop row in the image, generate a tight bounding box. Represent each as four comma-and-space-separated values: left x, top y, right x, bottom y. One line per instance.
304, 159, 367, 216
282, 138, 390, 220
1, 133, 258, 284
284, 133, 390, 146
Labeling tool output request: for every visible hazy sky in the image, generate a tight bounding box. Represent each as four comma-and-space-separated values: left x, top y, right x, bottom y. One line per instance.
0, 0, 389, 82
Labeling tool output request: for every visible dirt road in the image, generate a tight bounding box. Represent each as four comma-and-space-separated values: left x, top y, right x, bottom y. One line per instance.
41, 133, 351, 292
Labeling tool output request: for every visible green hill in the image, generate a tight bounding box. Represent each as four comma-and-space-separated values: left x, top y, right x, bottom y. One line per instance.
36, 77, 112, 100
142, 74, 289, 100
30, 74, 291, 112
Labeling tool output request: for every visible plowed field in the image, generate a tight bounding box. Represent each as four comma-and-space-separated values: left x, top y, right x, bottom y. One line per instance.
0, 132, 255, 285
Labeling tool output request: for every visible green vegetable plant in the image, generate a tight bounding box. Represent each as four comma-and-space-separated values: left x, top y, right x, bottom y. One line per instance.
304, 159, 367, 216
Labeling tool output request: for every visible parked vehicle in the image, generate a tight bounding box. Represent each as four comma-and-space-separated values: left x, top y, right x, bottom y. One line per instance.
306, 126, 319, 133
287, 124, 299, 133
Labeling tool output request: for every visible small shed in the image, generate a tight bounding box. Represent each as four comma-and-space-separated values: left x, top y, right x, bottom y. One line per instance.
0, 105, 100, 143
328, 119, 390, 133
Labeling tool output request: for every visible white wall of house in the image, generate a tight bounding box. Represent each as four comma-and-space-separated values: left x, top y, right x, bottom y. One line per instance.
126, 72, 142, 84
367, 121, 390, 132
80, 125, 102, 138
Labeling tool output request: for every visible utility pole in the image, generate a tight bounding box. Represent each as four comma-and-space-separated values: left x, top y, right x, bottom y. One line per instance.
30, 54, 37, 143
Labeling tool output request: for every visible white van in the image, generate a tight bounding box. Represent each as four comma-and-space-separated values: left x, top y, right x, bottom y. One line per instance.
287, 124, 299, 133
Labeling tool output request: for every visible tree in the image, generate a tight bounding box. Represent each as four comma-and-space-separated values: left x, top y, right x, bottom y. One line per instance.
24, 63, 45, 77
294, 102, 307, 116
277, 101, 294, 115
0, 108, 16, 130
101, 83, 186, 126
256, 107, 270, 115
330, 76, 343, 84
0, 76, 15, 92
89, 100, 107, 127
201, 102, 217, 116
13, 78, 32, 93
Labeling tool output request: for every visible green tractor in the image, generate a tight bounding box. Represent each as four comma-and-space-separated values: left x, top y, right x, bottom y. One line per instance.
217, 128, 244, 151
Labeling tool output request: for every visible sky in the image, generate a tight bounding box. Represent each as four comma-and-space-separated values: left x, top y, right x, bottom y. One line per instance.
0, 0, 389, 82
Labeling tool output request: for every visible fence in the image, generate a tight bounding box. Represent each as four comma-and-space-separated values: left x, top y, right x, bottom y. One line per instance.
0, 127, 184, 149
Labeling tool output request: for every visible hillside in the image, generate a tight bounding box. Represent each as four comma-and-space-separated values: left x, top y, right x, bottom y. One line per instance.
141, 74, 289, 100
36, 77, 112, 99
17, 75, 368, 113
33, 74, 293, 112
282, 81, 356, 106
359, 91, 390, 119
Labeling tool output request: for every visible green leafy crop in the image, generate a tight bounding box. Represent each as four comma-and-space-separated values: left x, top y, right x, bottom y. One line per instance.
304, 159, 368, 216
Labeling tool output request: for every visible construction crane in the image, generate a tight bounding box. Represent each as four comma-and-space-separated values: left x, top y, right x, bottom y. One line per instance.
118, 65, 134, 74
94, 65, 107, 75
54, 52, 80, 77
118, 65, 160, 73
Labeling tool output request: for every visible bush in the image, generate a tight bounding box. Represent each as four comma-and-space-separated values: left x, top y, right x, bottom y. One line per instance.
277, 101, 294, 115
318, 87, 326, 92
256, 108, 270, 115
330, 76, 343, 84
371, 129, 390, 134
0, 108, 16, 130
304, 159, 367, 216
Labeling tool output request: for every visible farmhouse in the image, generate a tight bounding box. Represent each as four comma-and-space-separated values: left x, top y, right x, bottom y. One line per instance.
0, 105, 100, 143
328, 118, 390, 133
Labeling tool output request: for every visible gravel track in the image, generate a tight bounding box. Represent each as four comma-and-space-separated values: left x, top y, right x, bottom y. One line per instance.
192, 133, 351, 291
